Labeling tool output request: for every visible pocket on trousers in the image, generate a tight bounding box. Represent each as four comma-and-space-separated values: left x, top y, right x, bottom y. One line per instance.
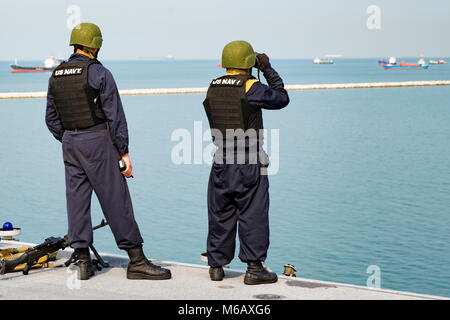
239, 164, 260, 188
62, 141, 69, 162
212, 163, 225, 188
78, 132, 107, 164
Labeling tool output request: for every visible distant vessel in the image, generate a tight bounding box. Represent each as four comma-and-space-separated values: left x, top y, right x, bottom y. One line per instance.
384, 58, 429, 69
137, 55, 174, 61
429, 59, 447, 64
10, 57, 63, 73
379, 57, 397, 66
313, 57, 334, 64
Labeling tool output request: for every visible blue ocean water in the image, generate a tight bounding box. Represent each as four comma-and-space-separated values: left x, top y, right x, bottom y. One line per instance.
0, 58, 449, 297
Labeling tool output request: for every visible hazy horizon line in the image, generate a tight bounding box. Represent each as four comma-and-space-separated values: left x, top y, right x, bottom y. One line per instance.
1, 56, 449, 62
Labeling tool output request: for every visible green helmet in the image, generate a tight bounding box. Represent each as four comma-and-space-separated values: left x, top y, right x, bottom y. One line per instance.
221, 40, 256, 69
70, 23, 103, 49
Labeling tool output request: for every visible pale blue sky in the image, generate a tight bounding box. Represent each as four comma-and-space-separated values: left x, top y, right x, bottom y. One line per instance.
1, 0, 449, 60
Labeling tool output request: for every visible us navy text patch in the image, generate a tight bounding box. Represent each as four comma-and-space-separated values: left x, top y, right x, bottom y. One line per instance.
54, 68, 83, 76
211, 78, 243, 86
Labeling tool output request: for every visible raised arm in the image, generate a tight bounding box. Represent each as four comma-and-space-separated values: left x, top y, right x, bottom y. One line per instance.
247, 53, 290, 110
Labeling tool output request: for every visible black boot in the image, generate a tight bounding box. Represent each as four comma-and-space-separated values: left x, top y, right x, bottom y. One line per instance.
209, 267, 224, 281
74, 248, 94, 280
244, 261, 278, 285
126, 245, 171, 280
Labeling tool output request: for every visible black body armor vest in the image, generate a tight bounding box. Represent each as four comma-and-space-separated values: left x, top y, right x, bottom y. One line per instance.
203, 74, 263, 140
49, 59, 106, 130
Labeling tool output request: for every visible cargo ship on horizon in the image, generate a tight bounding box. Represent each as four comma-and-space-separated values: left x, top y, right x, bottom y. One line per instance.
10, 57, 63, 73
313, 57, 334, 64
383, 58, 429, 70
429, 59, 447, 64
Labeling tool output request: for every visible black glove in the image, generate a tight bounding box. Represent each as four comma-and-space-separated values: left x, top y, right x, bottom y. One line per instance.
254, 53, 271, 72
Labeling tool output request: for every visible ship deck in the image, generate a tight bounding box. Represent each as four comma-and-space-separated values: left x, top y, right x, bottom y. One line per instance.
0, 241, 446, 300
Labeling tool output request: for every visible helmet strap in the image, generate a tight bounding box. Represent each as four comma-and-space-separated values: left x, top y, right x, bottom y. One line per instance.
93, 48, 100, 59
76, 47, 98, 59
82, 48, 95, 59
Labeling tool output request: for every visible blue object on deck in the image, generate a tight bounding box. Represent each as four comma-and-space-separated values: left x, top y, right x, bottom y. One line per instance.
2, 222, 13, 230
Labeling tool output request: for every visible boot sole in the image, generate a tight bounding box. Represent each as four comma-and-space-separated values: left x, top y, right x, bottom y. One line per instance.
244, 277, 278, 285
210, 277, 224, 281
127, 272, 172, 280
209, 271, 225, 281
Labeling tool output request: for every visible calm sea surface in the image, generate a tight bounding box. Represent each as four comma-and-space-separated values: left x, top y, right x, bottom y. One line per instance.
0, 59, 449, 297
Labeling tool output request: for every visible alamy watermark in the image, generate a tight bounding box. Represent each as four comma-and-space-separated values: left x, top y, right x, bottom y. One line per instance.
66, 265, 81, 290
170, 121, 280, 175
366, 265, 381, 288
66, 5, 81, 30
366, 5, 381, 30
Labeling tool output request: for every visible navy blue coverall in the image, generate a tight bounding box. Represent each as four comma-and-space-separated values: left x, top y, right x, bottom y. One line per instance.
207, 67, 289, 267
46, 53, 143, 250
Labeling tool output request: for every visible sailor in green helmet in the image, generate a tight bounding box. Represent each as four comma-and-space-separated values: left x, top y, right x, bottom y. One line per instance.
46, 23, 171, 281
203, 40, 290, 284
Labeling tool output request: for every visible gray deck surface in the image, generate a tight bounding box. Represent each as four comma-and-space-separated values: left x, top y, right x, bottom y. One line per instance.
0, 241, 445, 300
